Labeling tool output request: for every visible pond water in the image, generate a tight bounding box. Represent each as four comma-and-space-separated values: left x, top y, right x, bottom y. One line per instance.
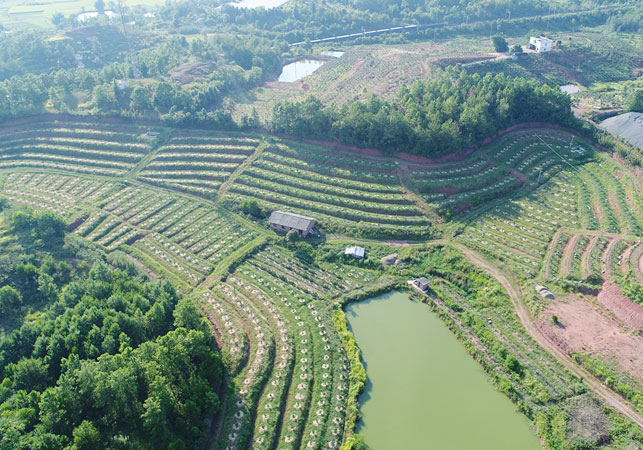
228, 0, 289, 9
345, 291, 542, 450
560, 84, 580, 94
278, 60, 325, 82
321, 51, 345, 58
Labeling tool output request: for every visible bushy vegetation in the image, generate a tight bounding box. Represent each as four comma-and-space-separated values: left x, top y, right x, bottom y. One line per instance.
271, 69, 575, 156
0, 208, 223, 449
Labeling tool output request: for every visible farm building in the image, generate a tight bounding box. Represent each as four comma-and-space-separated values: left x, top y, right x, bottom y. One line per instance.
269, 211, 316, 237
528, 36, 553, 53
535, 285, 555, 300
345, 246, 365, 258
412, 277, 431, 292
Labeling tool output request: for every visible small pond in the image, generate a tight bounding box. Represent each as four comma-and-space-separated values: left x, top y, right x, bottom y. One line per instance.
346, 291, 542, 450
560, 84, 580, 94
278, 60, 325, 82
321, 51, 345, 58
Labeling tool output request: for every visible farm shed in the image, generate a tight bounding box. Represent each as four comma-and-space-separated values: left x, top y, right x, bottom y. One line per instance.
345, 246, 365, 258
528, 36, 553, 53
599, 112, 643, 151
535, 285, 555, 300
413, 277, 431, 292
269, 211, 316, 237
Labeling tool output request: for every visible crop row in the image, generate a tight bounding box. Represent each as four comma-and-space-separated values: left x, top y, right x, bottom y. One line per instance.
459, 173, 579, 277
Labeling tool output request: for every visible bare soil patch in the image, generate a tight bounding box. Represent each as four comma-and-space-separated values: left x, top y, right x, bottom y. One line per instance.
170, 61, 216, 84
537, 294, 643, 383
593, 198, 604, 223
597, 282, 643, 332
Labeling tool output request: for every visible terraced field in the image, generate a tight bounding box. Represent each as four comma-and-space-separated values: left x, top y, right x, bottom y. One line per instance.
138, 131, 262, 197
0, 117, 153, 177
1, 171, 261, 286
1, 118, 643, 449
224, 140, 432, 238
456, 137, 643, 281
206, 248, 384, 450
407, 131, 590, 216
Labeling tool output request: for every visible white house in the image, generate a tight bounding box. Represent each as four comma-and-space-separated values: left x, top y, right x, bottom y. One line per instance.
529, 36, 553, 53
345, 246, 365, 258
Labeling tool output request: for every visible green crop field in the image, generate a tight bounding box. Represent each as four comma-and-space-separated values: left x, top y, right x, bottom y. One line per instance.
1, 114, 642, 449
0, 0, 163, 28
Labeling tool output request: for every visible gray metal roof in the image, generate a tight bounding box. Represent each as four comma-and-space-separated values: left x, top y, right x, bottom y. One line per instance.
600, 112, 643, 150
269, 211, 315, 231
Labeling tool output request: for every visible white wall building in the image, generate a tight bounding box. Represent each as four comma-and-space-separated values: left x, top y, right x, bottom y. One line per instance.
529, 36, 553, 53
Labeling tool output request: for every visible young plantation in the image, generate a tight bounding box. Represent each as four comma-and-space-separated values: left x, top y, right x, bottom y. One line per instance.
0, 116, 642, 449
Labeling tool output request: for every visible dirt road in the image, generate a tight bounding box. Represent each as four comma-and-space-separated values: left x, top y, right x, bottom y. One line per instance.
452, 243, 643, 429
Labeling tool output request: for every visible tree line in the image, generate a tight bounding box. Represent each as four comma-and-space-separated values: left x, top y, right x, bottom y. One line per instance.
270, 68, 576, 156
0, 207, 222, 450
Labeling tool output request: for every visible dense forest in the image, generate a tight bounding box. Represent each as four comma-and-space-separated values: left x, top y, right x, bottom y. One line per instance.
0, 207, 222, 450
271, 68, 575, 156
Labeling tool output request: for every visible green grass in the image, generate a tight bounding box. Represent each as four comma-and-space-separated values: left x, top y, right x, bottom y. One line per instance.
1, 0, 164, 28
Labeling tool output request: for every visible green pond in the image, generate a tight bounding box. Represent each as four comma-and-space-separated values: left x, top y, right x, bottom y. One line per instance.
345, 291, 542, 450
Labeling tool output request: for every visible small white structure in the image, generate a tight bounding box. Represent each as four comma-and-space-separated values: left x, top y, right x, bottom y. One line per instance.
345, 246, 365, 258
116, 80, 129, 90
529, 36, 553, 53
411, 277, 431, 292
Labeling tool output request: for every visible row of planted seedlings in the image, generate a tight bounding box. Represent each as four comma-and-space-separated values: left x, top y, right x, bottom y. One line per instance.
252, 159, 400, 194
547, 232, 570, 280
564, 235, 591, 282
0, 123, 147, 144
273, 141, 398, 175
169, 211, 258, 266
0, 139, 148, 163
608, 240, 631, 277
228, 183, 427, 226
0, 136, 147, 174
0, 158, 124, 176
238, 257, 349, 450
489, 133, 568, 163
588, 236, 610, 279
139, 198, 202, 233
415, 164, 507, 195
138, 134, 259, 195
629, 243, 643, 282
586, 162, 642, 236
1, 175, 78, 217
460, 178, 579, 276
261, 150, 397, 185
234, 174, 419, 216
224, 191, 430, 241
434, 176, 522, 212
460, 223, 539, 276
408, 157, 488, 179
241, 165, 408, 204
249, 248, 362, 448
570, 172, 599, 231
577, 165, 620, 234
210, 282, 276, 450
228, 269, 300, 450
134, 233, 210, 285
